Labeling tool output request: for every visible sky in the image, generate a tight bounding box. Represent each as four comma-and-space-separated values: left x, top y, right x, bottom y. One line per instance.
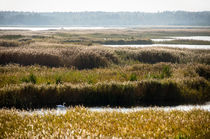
0, 0, 210, 12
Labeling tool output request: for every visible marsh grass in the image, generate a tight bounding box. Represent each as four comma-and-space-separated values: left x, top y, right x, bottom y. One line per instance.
157, 39, 210, 45
129, 73, 137, 81
0, 35, 24, 40
0, 46, 119, 69
195, 64, 210, 80
21, 73, 37, 84
0, 108, 209, 138
0, 40, 21, 47
95, 39, 153, 45
0, 29, 209, 107
0, 63, 207, 87
1, 46, 210, 69
55, 75, 62, 84
0, 77, 209, 108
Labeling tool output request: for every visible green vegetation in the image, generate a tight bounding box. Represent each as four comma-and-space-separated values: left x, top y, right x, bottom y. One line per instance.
0, 39, 32, 47
0, 108, 209, 138
0, 30, 210, 108
0, 28, 210, 138
0, 73, 209, 108
0, 35, 24, 40
157, 39, 210, 45
0, 28, 210, 108
21, 73, 37, 84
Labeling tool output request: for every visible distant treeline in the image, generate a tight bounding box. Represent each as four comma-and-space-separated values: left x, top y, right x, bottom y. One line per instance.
0, 11, 210, 26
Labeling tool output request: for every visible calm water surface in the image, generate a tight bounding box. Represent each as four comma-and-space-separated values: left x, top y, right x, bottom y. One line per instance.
152, 36, 210, 42
19, 103, 210, 115
171, 36, 210, 41
0, 26, 125, 31
104, 44, 210, 49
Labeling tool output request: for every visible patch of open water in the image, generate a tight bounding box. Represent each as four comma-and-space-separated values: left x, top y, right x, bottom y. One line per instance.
0, 26, 125, 31
104, 44, 210, 49
18, 103, 210, 116
152, 36, 210, 42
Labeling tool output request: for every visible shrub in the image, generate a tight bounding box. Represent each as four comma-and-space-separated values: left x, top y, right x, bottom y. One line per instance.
130, 73, 137, 81
55, 76, 62, 84
21, 73, 37, 84
29, 73, 37, 84
160, 65, 172, 78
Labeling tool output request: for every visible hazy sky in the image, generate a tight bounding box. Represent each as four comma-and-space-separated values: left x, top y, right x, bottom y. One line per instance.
0, 0, 210, 12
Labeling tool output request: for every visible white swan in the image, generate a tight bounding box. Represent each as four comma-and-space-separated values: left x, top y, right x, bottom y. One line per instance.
56, 102, 66, 110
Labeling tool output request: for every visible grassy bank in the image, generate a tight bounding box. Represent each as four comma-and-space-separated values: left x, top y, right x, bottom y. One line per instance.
0, 108, 209, 138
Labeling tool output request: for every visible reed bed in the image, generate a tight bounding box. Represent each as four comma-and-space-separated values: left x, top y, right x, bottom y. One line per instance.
0, 63, 209, 87
0, 46, 119, 69
0, 107, 209, 138
0, 77, 209, 108
1, 46, 210, 69
156, 39, 210, 45
0, 39, 33, 47
1, 29, 210, 138
0, 63, 209, 107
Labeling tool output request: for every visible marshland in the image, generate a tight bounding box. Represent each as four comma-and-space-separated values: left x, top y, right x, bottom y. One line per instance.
0, 27, 210, 138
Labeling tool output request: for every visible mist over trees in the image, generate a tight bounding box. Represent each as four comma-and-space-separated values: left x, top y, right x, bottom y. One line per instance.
0, 11, 210, 26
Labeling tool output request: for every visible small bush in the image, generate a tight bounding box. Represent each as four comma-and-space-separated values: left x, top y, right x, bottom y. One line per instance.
21, 73, 37, 84
130, 73, 137, 81
146, 65, 172, 79
29, 73, 37, 84
55, 76, 62, 84
160, 65, 172, 78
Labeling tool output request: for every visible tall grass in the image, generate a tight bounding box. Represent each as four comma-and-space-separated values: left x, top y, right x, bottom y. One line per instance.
0, 39, 32, 47
1, 46, 210, 69
95, 39, 153, 45
0, 108, 209, 138
0, 63, 209, 87
0, 35, 23, 40
115, 47, 210, 64
157, 39, 210, 45
0, 40, 21, 47
0, 78, 209, 108
0, 47, 119, 69
21, 73, 37, 84
195, 64, 210, 80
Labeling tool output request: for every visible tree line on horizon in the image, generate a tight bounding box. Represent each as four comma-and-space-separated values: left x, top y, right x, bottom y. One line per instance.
0, 11, 210, 26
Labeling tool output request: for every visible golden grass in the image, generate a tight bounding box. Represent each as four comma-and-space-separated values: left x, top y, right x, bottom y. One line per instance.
1, 46, 210, 69
0, 107, 209, 138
